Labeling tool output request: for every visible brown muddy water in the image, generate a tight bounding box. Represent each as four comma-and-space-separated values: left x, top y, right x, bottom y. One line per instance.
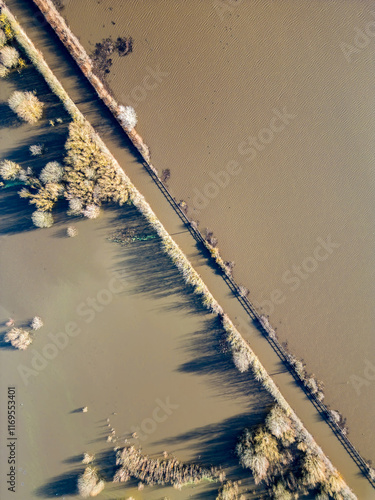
0, 47, 272, 499
59, 0, 375, 463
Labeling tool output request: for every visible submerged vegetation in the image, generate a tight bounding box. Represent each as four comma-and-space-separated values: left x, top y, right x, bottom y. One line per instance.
236, 404, 354, 499
114, 445, 219, 488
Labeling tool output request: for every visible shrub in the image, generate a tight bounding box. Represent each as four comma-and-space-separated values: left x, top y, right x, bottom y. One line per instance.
77, 466, 105, 497
271, 482, 293, 500
265, 405, 293, 440
82, 453, 94, 465
4, 327, 32, 350
0, 45, 19, 67
118, 105, 137, 131
30, 316, 43, 330
0, 28, 6, 47
216, 481, 244, 500
39, 161, 64, 184
302, 452, 327, 487
67, 197, 83, 216
64, 120, 129, 207
31, 210, 54, 228
67, 226, 78, 237
0, 63, 9, 77
24, 183, 62, 211
8, 91, 44, 124
29, 144, 44, 156
82, 204, 100, 219
232, 348, 251, 373
0, 159, 21, 180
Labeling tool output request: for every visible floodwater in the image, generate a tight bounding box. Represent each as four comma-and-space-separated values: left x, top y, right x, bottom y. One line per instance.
59, 0, 375, 463
0, 35, 271, 500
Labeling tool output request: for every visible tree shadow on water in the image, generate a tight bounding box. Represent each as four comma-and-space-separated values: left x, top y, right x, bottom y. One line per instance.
34, 469, 81, 497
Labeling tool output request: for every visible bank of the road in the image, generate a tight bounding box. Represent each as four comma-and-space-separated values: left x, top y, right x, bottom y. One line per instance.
6, 0, 374, 497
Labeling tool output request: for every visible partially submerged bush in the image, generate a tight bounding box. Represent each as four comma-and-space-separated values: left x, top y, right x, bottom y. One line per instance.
236, 405, 355, 499
67, 226, 78, 237
30, 316, 43, 330
82, 204, 100, 219
0, 28, 6, 48
39, 161, 64, 184
64, 120, 129, 209
118, 105, 137, 131
29, 144, 44, 156
216, 481, 244, 500
8, 91, 44, 124
0, 63, 9, 77
82, 453, 94, 465
114, 445, 218, 487
31, 210, 54, 228
0, 159, 21, 180
4, 327, 32, 350
232, 348, 251, 373
77, 466, 105, 497
0, 45, 19, 67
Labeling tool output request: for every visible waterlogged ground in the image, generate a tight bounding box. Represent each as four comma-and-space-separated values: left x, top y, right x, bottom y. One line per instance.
59, 0, 375, 462
0, 49, 273, 500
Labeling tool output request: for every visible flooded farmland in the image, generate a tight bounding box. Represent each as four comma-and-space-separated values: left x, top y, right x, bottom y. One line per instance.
0, 79, 272, 498
58, 0, 375, 463
0, 15, 273, 499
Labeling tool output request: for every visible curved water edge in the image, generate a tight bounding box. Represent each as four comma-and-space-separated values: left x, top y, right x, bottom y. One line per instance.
1, 0, 373, 496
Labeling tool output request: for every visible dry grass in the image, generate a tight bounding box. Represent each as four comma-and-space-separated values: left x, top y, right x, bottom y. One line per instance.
8, 91, 44, 124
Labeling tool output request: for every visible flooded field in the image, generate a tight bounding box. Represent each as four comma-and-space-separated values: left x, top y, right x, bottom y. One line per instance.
0, 23, 275, 499
58, 0, 375, 463
0, 81, 272, 499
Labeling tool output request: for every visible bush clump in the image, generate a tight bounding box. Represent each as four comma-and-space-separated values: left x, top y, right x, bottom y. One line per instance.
31, 210, 54, 228
0, 28, 6, 48
216, 480, 244, 500
77, 466, 105, 497
118, 105, 137, 131
39, 161, 64, 184
0, 45, 19, 68
30, 316, 43, 330
5, 327, 32, 350
0, 159, 21, 180
236, 405, 356, 499
64, 120, 129, 211
8, 91, 44, 124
